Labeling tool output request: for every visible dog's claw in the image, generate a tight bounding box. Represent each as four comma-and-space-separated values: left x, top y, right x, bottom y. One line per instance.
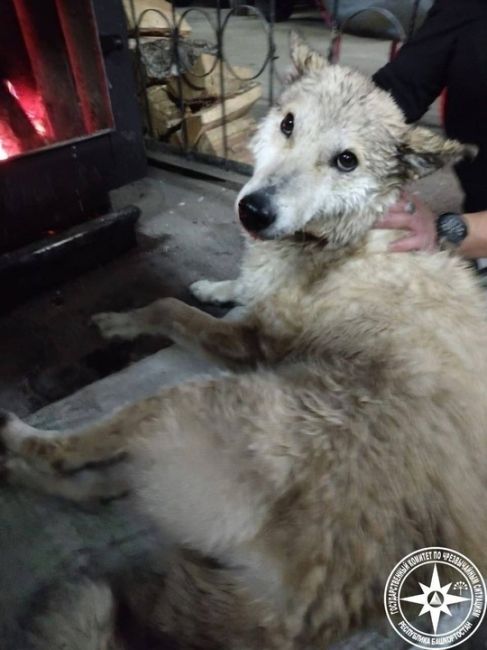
91, 312, 139, 341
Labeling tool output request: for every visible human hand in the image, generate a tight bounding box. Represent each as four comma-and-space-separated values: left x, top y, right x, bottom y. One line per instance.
374, 193, 438, 252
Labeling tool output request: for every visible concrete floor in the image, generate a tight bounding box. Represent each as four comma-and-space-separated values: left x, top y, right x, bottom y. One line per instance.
0, 166, 242, 416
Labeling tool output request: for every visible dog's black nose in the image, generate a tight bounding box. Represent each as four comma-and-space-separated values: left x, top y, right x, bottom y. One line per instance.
238, 191, 277, 233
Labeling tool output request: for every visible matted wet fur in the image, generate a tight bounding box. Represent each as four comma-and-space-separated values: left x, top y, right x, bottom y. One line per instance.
2, 34, 486, 649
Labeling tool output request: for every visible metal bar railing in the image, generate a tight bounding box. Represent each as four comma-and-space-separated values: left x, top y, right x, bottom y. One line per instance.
129, 0, 275, 169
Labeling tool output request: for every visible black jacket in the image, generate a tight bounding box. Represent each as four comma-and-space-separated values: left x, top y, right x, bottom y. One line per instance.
373, 0, 487, 211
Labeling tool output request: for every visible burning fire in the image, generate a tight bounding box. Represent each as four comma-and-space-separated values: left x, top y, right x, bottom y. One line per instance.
5, 80, 48, 137
0, 142, 9, 161
0, 79, 51, 161
0, 120, 16, 160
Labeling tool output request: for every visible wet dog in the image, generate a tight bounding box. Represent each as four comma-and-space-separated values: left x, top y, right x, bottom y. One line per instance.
2, 34, 486, 650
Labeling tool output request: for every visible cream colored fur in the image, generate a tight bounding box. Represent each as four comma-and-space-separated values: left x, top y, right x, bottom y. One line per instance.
1, 34, 486, 650
28, 579, 118, 650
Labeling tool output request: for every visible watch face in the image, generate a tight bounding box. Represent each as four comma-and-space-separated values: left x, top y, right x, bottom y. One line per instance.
438, 213, 468, 245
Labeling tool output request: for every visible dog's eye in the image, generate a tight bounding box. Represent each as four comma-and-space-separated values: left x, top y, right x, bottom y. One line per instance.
280, 113, 294, 138
334, 150, 358, 172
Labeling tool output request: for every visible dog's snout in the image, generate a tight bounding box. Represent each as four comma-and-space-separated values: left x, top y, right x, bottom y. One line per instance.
238, 191, 277, 233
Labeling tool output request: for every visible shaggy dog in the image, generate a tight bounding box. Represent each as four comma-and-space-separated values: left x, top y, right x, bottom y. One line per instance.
1, 34, 486, 650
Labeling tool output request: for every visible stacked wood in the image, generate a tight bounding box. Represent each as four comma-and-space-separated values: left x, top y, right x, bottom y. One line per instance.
167, 53, 261, 163
134, 38, 215, 86
169, 82, 260, 163
124, 4, 262, 164
196, 117, 257, 165
167, 53, 253, 103
184, 83, 261, 143
146, 85, 182, 137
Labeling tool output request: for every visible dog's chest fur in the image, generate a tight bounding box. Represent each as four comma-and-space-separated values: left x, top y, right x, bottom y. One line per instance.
238, 237, 487, 376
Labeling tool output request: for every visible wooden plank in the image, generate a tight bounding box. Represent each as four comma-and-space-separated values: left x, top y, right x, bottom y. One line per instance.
122, 0, 191, 37
167, 54, 253, 102
196, 117, 256, 165
146, 85, 181, 136
184, 83, 261, 145
196, 116, 253, 153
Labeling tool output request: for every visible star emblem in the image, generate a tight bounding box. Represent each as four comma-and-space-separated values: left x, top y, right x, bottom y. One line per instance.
401, 564, 470, 634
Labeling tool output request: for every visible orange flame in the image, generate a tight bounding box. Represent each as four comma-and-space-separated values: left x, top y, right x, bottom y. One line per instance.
0, 79, 51, 161
6, 79, 49, 138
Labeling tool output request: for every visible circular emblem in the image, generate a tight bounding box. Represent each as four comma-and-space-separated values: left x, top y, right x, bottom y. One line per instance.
384, 547, 486, 649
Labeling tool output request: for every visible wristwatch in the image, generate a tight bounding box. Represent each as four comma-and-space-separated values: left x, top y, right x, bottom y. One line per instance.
436, 212, 468, 247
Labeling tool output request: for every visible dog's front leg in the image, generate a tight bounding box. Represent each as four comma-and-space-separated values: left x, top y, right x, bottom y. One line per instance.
94, 298, 265, 367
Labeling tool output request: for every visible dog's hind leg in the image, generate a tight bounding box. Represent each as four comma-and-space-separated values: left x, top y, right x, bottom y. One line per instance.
190, 279, 240, 305
118, 550, 292, 650
0, 407, 138, 473
0, 407, 137, 499
1, 374, 303, 646
3, 455, 129, 501
1, 367, 298, 514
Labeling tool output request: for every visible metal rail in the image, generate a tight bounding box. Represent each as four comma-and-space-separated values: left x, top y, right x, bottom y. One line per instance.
129, 0, 422, 169
130, 0, 276, 167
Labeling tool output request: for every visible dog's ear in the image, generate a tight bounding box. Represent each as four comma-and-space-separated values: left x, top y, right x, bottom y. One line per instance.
399, 126, 477, 179
290, 31, 327, 76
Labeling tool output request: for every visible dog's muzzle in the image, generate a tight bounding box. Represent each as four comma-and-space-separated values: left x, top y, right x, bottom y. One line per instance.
238, 191, 277, 235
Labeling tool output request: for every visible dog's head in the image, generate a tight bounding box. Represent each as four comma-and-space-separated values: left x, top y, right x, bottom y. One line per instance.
237, 33, 474, 248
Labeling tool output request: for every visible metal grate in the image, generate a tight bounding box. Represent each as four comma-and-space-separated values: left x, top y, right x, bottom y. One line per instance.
129, 0, 276, 168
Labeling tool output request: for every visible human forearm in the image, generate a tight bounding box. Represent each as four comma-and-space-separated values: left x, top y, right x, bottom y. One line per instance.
373, 0, 456, 123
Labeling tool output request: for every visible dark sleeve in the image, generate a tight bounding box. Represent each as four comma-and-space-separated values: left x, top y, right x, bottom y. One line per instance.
373, 0, 470, 123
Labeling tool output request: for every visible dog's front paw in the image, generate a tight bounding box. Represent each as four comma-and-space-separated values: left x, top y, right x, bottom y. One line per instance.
190, 279, 236, 305
190, 280, 217, 303
91, 312, 139, 341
